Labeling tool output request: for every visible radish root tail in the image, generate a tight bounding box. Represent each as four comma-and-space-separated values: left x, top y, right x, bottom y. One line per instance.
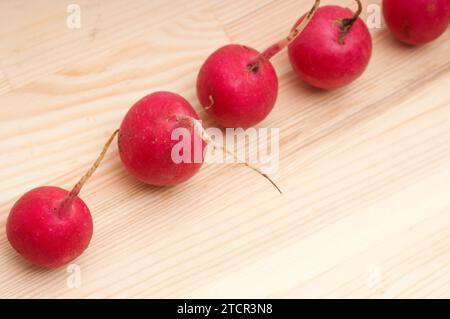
191, 119, 282, 194
338, 0, 362, 44
204, 96, 215, 110
248, 0, 320, 72
60, 129, 119, 214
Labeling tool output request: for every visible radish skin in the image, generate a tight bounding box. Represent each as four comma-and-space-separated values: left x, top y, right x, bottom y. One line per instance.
383, 0, 450, 45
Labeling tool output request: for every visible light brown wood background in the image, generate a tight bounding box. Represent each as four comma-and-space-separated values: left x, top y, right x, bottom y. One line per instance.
0, 0, 449, 298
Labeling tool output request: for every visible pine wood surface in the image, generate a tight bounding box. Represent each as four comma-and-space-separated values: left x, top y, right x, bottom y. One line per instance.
0, 0, 449, 298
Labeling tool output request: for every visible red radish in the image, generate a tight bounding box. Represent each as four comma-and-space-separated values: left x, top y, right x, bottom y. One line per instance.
383, 0, 450, 45
118, 91, 281, 192
197, 45, 277, 128
7, 131, 118, 268
197, 0, 320, 128
118, 91, 206, 186
288, 0, 372, 90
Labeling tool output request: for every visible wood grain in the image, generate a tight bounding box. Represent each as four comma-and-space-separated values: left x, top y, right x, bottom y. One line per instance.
0, 0, 449, 298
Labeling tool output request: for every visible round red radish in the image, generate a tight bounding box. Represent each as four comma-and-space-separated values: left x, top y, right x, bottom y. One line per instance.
118, 91, 205, 186
196, 1, 320, 128
7, 186, 93, 268
6, 130, 117, 268
197, 44, 278, 128
383, 0, 450, 45
288, 4, 372, 90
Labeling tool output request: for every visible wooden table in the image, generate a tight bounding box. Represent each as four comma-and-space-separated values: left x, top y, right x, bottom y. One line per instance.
0, 0, 449, 298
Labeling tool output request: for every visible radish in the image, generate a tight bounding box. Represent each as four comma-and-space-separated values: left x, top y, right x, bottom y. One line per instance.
118, 91, 206, 186
118, 91, 281, 192
288, 0, 372, 90
7, 131, 118, 268
383, 0, 450, 45
197, 0, 320, 128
